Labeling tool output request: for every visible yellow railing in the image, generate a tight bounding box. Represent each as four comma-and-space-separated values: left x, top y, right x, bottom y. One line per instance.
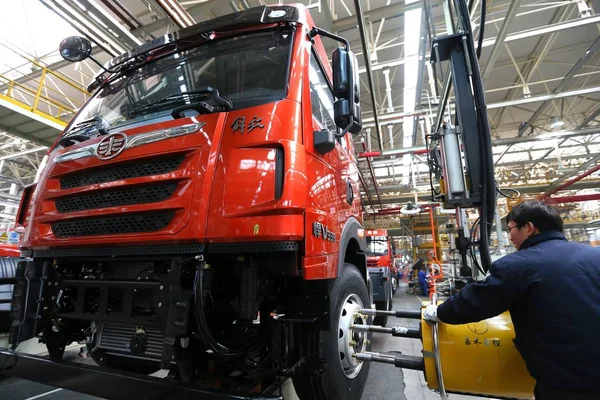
0, 56, 90, 127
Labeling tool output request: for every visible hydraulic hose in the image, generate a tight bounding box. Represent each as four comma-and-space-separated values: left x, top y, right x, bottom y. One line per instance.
455, 0, 495, 272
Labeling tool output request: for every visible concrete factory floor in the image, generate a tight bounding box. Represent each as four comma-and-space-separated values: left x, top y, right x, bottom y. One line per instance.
0, 285, 493, 400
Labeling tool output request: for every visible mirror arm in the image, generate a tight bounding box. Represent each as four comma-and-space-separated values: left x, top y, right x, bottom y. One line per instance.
308, 27, 349, 51
88, 56, 119, 74
338, 120, 354, 138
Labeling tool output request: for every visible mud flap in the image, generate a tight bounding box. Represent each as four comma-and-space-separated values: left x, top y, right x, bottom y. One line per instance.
367, 267, 390, 304
9, 260, 54, 346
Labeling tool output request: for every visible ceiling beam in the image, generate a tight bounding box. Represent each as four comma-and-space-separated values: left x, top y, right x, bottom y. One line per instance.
577, 105, 600, 129
516, 36, 600, 137
481, 0, 521, 80
538, 153, 600, 197
359, 12, 600, 75
334, 1, 425, 32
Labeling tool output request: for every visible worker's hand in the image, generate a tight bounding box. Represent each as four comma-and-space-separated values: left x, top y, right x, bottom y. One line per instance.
423, 305, 439, 322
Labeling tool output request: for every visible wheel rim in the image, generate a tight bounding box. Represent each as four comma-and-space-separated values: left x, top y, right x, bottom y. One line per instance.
337, 293, 368, 379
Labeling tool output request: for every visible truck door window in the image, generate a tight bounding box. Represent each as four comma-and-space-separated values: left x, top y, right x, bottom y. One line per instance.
308, 54, 336, 135
366, 236, 389, 256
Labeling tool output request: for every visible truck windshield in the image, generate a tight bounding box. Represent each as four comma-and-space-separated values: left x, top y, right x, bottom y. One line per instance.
62, 29, 292, 138
367, 236, 389, 256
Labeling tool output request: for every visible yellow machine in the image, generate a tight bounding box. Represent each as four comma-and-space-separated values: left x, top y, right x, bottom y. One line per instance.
421, 302, 535, 399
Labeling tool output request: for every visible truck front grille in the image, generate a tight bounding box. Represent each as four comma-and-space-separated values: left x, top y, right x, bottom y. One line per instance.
51, 211, 175, 237
98, 322, 163, 360
55, 183, 178, 213
60, 155, 184, 189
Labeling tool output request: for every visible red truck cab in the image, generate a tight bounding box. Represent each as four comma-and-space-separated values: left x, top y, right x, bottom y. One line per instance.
10, 5, 372, 400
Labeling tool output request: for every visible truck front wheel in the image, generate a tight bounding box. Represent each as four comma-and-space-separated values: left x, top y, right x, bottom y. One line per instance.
293, 263, 371, 400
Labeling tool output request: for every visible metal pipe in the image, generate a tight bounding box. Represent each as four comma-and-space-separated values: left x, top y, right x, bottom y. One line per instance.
544, 193, 600, 204
353, 0, 384, 150
431, 292, 448, 399
358, 170, 375, 210
358, 147, 429, 158
156, 0, 196, 28
538, 162, 600, 200
354, 351, 425, 370
490, 85, 600, 109
112, 0, 145, 27
362, 143, 383, 208
360, 308, 422, 319
100, 0, 140, 30
433, 70, 452, 135
352, 324, 421, 339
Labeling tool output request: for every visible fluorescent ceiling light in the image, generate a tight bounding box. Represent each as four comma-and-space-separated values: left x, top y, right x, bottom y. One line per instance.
551, 116, 565, 130
401, 0, 422, 185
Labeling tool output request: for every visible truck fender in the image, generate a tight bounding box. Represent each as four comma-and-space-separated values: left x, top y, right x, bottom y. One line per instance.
337, 217, 367, 279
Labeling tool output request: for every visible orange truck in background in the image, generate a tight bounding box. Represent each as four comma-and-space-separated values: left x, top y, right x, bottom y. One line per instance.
365, 229, 396, 326
8, 5, 373, 400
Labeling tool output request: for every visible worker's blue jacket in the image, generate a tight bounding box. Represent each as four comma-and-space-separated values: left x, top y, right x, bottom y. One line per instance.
437, 231, 600, 392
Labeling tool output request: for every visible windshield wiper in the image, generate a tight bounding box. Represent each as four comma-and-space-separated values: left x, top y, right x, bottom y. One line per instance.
58, 115, 110, 147
128, 87, 233, 116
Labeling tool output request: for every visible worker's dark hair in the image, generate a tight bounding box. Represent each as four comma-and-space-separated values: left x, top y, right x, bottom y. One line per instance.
506, 200, 563, 233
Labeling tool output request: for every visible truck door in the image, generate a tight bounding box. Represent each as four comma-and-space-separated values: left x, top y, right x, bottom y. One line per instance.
304, 51, 343, 278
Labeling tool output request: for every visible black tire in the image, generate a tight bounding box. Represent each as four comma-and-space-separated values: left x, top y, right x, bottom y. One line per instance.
373, 300, 388, 327
293, 263, 371, 400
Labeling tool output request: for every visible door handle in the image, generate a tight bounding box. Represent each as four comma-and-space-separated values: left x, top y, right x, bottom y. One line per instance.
346, 179, 354, 205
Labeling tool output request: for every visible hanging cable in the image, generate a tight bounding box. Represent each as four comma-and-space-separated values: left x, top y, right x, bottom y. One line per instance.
193, 264, 264, 360
495, 186, 521, 199
476, 0, 486, 59
453, 0, 494, 273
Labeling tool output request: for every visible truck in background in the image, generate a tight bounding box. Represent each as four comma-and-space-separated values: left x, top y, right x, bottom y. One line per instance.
8, 5, 372, 400
365, 229, 395, 326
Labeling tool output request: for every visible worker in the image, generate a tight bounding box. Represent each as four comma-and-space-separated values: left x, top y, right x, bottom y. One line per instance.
417, 264, 428, 297
412, 259, 427, 296
423, 200, 600, 399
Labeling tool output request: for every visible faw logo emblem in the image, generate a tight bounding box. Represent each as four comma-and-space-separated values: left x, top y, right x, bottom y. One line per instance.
96, 133, 127, 160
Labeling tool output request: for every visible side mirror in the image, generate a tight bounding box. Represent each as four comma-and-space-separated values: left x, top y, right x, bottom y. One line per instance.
59, 36, 92, 62
332, 48, 362, 135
